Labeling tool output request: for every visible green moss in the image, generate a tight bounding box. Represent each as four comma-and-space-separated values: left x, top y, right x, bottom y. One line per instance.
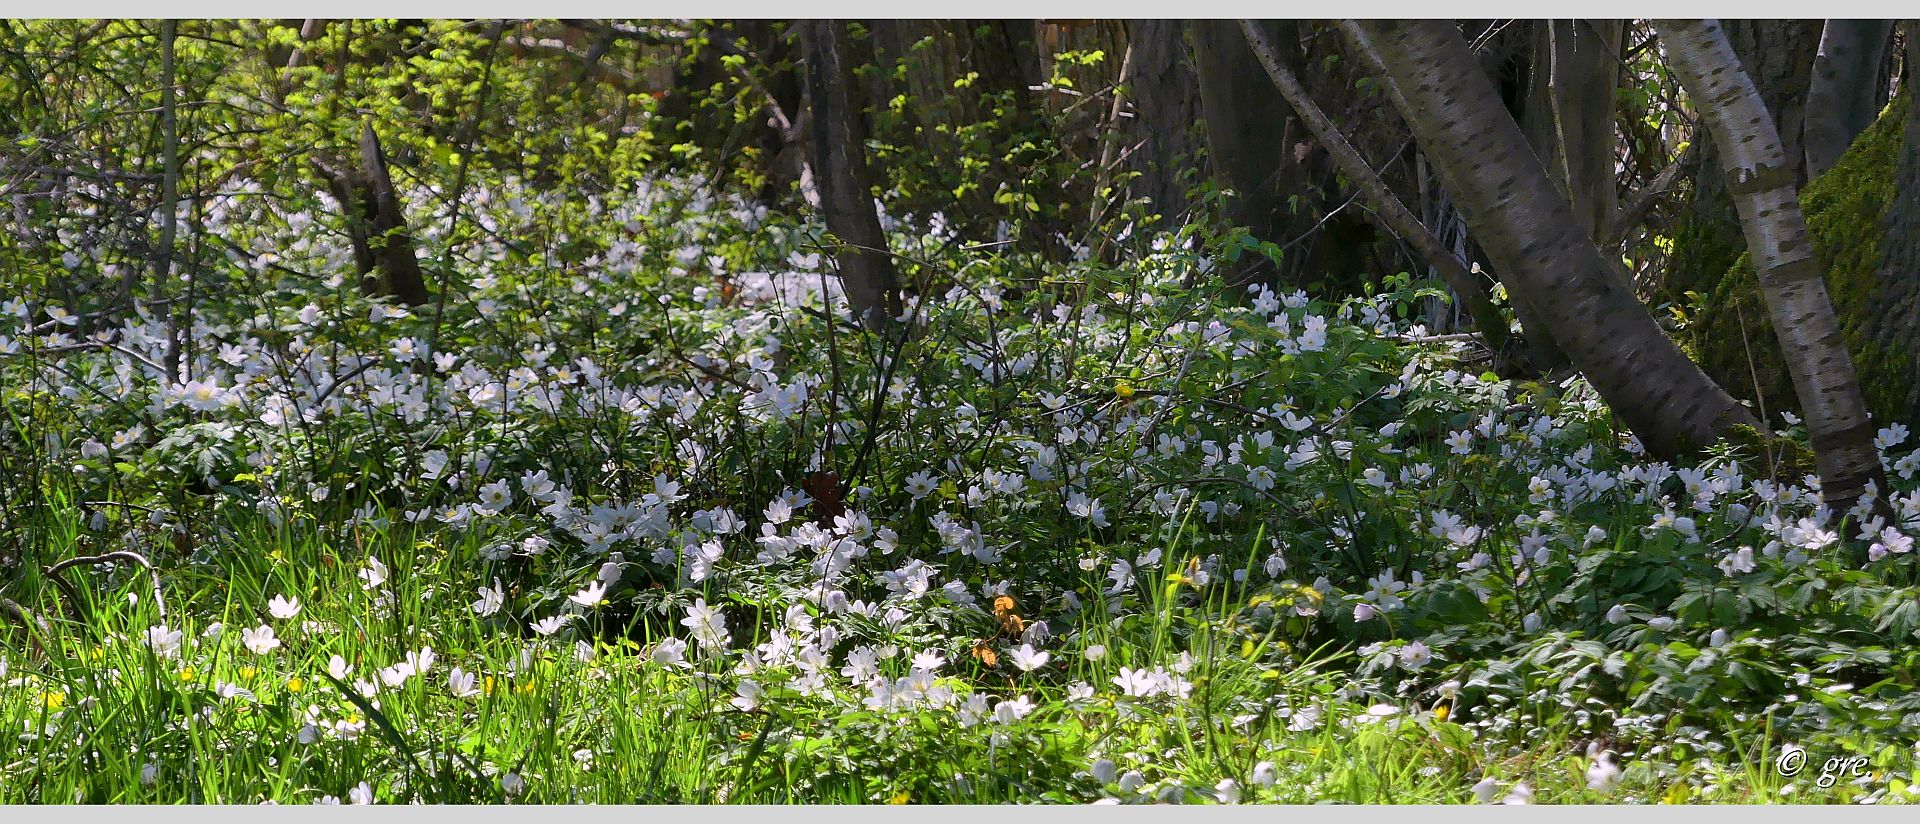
1687, 92, 1912, 424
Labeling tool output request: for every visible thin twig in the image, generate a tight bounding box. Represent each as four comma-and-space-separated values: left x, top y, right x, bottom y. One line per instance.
45, 550, 167, 622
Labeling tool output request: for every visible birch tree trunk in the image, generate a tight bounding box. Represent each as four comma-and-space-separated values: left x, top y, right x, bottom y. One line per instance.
1658, 18, 1887, 512
1351, 19, 1757, 457
803, 20, 902, 330
1662, 20, 1822, 305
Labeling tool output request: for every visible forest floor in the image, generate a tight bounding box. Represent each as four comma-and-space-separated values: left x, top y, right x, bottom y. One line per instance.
4, 174, 1920, 804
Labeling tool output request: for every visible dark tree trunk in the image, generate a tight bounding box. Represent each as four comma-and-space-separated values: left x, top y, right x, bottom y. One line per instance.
1191, 21, 1380, 289
803, 20, 902, 330
1805, 20, 1895, 180
1868, 27, 1920, 418
1660, 18, 1887, 512
1118, 20, 1205, 224
1522, 20, 1624, 246
354, 125, 431, 307
1353, 19, 1758, 457
967, 20, 1044, 102
310, 124, 431, 306
1189, 20, 1307, 287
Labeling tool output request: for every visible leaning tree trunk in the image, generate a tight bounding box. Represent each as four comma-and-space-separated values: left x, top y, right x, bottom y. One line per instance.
1658, 19, 1888, 512
1804, 20, 1895, 180
1239, 20, 1517, 370
1350, 19, 1757, 457
803, 19, 902, 330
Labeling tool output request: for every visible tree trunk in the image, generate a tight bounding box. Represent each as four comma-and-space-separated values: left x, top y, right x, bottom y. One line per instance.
1804, 20, 1895, 180
1352, 19, 1757, 457
1522, 20, 1623, 246
356, 125, 431, 306
1658, 19, 1887, 512
1868, 26, 1920, 418
1239, 20, 1518, 370
1189, 20, 1306, 287
967, 20, 1045, 104
803, 19, 902, 330
310, 125, 431, 306
1662, 20, 1823, 304
1118, 20, 1204, 224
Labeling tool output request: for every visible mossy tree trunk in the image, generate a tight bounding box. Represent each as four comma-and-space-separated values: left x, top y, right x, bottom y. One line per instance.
1804, 20, 1895, 179
1867, 28, 1920, 419
1660, 19, 1887, 512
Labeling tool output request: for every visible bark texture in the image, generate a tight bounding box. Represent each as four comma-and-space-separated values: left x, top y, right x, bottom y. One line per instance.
311, 124, 431, 306
1353, 19, 1757, 457
803, 20, 902, 330
1663, 20, 1823, 304
1522, 20, 1623, 246
1658, 19, 1887, 510
1239, 20, 1514, 368
1804, 20, 1894, 180
1118, 20, 1204, 223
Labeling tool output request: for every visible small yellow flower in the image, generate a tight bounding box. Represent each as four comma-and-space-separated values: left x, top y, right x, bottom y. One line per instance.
285, 677, 305, 693
1114, 380, 1135, 400
483, 675, 497, 696
178, 667, 196, 683
1432, 705, 1449, 722
40, 691, 66, 711
888, 789, 911, 805
518, 681, 537, 696
238, 666, 259, 681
